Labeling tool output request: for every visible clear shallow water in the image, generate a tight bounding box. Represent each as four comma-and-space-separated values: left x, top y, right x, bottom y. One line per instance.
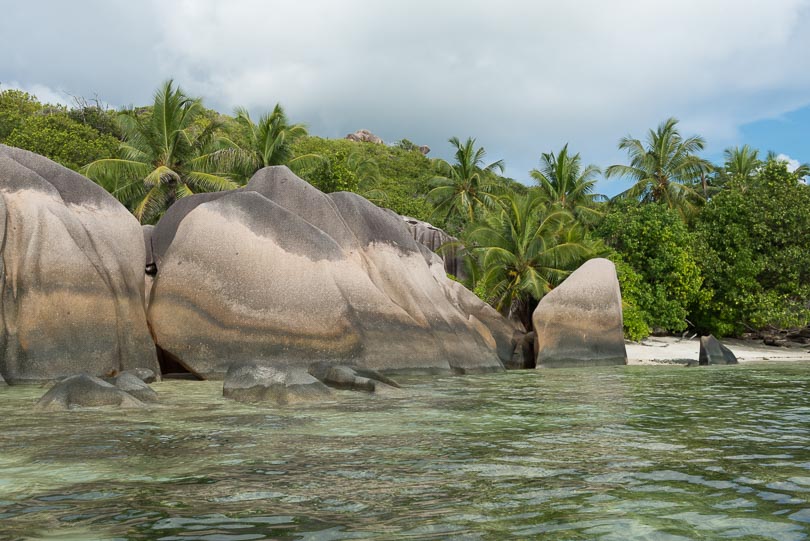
1, 364, 810, 540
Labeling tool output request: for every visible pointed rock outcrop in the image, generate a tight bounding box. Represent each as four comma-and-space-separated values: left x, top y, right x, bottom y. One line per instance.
532, 258, 627, 368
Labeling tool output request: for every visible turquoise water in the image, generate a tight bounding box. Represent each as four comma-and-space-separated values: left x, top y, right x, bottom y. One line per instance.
1, 363, 810, 540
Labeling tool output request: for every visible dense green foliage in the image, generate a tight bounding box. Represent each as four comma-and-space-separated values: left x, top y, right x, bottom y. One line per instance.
693, 161, 810, 335
0, 89, 42, 140
291, 136, 437, 222
2, 83, 809, 340
6, 113, 120, 171
598, 201, 709, 334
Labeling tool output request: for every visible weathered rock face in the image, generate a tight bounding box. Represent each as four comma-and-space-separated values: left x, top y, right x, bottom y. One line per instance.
148, 166, 509, 378
532, 258, 627, 368
0, 145, 158, 383
699, 335, 738, 365
35, 375, 146, 411
223, 363, 332, 405
345, 129, 383, 144
402, 216, 467, 281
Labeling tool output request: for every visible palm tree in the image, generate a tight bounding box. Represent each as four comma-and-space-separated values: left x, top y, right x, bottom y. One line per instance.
605, 117, 710, 216
466, 191, 597, 328
530, 144, 605, 226
724, 145, 761, 182
84, 80, 238, 223
428, 136, 505, 226
210, 104, 320, 182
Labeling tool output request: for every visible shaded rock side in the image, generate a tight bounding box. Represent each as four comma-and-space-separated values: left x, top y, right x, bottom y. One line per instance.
148, 166, 507, 378
402, 216, 467, 281
532, 258, 627, 368
0, 145, 158, 383
699, 335, 739, 365
35, 374, 146, 411
223, 363, 331, 405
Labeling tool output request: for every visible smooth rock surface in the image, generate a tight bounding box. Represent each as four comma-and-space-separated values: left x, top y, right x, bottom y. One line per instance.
699, 335, 739, 365
223, 363, 332, 405
35, 375, 145, 411
148, 166, 508, 378
0, 145, 158, 383
533, 258, 627, 367
114, 372, 159, 402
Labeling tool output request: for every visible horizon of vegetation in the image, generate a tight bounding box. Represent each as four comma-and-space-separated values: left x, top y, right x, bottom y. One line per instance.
2, 80, 809, 342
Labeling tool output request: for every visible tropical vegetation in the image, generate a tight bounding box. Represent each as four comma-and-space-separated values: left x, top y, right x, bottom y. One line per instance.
2, 82, 809, 340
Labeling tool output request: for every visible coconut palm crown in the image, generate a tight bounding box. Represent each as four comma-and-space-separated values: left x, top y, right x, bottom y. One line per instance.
84, 80, 238, 223
530, 143, 605, 225
605, 117, 711, 216
428, 136, 505, 226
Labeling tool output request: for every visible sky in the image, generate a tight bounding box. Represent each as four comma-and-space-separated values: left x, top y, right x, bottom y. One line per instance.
2, 0, 810, 195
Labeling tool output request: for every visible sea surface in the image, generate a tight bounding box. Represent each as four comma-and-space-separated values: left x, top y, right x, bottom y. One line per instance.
1, 363, 810, 540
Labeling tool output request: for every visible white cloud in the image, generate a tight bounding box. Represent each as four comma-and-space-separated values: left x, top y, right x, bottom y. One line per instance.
777, 153, 802, 172
3, 0, 810, 193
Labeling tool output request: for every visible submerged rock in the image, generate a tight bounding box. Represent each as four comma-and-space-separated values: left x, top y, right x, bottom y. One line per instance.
308, 363, 401, 393
223, 363, 332, 405
0, 145, 158, 383
119, 368, 158, 384
699, 335, 738, 365
113, 372, 158, 403
148, 166, 508, 378
532, 258, 627, 368
35, 375, 145, 411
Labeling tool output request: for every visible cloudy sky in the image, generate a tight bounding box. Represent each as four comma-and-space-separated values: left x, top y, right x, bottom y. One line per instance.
2, 0, 810, 194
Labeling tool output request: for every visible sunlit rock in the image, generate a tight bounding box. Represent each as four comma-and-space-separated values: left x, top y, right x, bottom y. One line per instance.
533, 258, 627, 367
148, 166, 509, 378
0, 145, 158, 384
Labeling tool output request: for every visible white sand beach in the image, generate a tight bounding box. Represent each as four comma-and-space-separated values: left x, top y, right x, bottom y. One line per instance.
626, 336, 810, 365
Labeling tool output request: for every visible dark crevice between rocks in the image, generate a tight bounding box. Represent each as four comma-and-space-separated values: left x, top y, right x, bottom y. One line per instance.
156, 345, 203, 380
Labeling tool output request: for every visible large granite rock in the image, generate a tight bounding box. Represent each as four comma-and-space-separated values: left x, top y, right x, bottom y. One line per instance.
699, 335, 738, 365
0, 145, 158, 383
402, 216, 467, 281
532, 258, 627, 367
148, 166, 509, 378
35, 374, 146, 411
223, 363, 332, 405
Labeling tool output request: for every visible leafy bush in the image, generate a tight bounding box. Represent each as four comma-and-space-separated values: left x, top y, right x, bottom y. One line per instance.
693, 160, 810, 334
597, 201, 708, 334
6, 113, 120, 171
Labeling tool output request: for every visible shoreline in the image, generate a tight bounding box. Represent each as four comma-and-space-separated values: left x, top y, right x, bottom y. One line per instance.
626, 336, 810, 365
